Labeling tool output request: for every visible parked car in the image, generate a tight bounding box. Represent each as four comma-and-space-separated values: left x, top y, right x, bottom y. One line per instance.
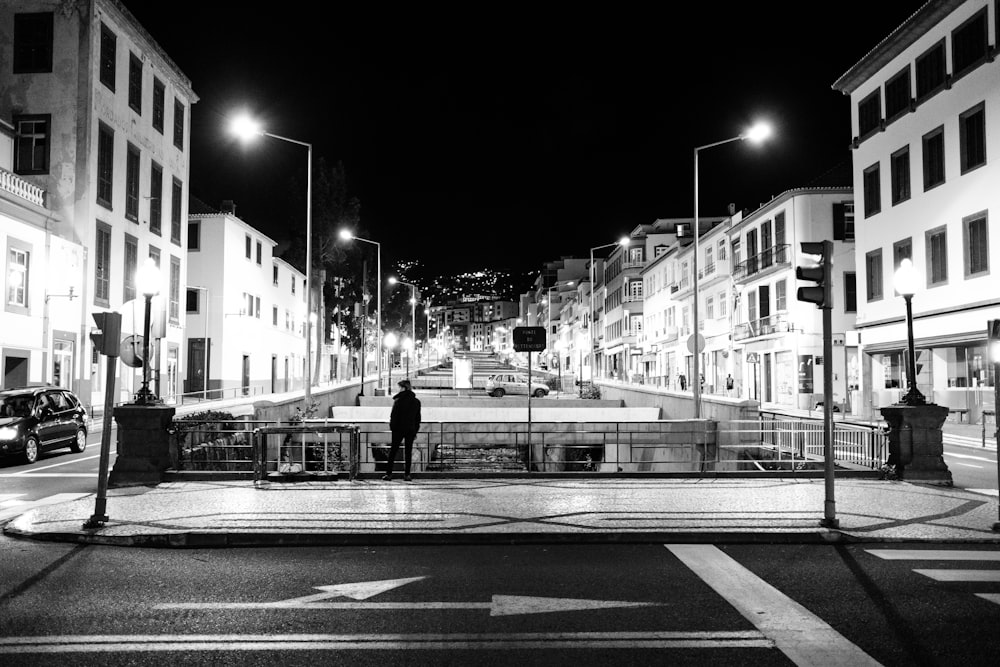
0, 386, 89, 464
485, 373, 549, 398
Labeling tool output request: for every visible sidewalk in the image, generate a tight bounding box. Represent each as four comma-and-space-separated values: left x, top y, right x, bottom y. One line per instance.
5, 477, 999, 548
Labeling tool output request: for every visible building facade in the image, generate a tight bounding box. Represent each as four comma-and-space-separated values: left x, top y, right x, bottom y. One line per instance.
833, 0, 998, 421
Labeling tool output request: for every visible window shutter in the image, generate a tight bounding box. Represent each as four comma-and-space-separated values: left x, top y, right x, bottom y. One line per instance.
832, 203, 846, 241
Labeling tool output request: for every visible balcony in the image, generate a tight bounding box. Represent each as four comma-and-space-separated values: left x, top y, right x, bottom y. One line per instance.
0, 168, 46, 207
672, 276, 692, 297
733, 313, 791, 341
622, 259, 644, 270
733, 244, 790, 283
623, 293, 643, 303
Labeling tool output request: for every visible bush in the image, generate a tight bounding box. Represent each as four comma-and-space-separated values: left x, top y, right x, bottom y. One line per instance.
580, 383, 601, 399
544, 376, 562, 392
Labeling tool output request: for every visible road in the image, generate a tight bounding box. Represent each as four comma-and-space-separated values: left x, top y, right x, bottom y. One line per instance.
0, 540, 997, 665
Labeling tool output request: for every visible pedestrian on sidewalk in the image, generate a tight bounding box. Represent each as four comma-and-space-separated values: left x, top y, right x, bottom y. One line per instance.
383, 379, 421, 481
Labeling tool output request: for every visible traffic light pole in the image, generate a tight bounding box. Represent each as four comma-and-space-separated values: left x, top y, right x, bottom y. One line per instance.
84, 311, 121, 530
820, 305, 837, 529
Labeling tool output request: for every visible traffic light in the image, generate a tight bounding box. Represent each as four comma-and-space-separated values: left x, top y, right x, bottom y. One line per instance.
796, 241, 833, 309
988, 319, 1000, 364
90, 311, 122, 357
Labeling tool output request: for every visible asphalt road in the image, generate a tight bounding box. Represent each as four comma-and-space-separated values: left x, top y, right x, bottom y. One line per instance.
0, 540, 997, 665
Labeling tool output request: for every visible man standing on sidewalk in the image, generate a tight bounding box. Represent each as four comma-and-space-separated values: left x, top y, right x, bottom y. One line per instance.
383, 379, 421, 481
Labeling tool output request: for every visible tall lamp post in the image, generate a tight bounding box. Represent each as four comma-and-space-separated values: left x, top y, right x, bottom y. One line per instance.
135, 258, 161, 404
692, 121, 772, 418
340, 230, 382, 390
230, 115, 314, 402
388, 276, 417, 365
424, 305, 433, 364
384, 332, 398, 389
589, 238, 629, 383
893, 258, 926, 406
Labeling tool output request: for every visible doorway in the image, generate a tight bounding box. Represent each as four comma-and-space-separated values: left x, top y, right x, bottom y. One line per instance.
242, 355, 250, 396
3, 352, 29, 388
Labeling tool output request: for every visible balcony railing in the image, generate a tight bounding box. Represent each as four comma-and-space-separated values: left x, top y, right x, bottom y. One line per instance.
623, 293, 643, 303
733, 244, 790, 282
0, 167, 45, 207
733, 313, 790, 341
622, 259, 644, 270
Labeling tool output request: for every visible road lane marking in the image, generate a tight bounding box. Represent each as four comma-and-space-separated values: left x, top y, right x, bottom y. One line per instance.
914, 569, 1000, 582
0, 631, 772, 653
976, 594, 1000, 606
284, 577, 427, 602
0, 493, 91, 522
9, 454, 101, 474
666, 544, 881, 667
943, 451, 995, 462
0, 473, 97, 478
866, 549, 1000, 561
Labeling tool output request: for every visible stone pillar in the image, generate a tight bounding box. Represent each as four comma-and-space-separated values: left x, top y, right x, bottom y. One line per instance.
109, 404, 176, 487
880, 403, 952, 485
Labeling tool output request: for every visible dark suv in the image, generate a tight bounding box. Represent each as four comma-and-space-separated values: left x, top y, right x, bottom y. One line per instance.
0, 387, 89, 464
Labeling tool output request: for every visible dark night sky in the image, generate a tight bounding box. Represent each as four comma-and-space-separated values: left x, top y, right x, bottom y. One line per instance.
119, 1, 929, 277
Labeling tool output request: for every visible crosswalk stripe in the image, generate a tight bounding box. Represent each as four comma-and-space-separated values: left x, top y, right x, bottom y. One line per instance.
0, 493, 91, 522
914, 569, 1000, 582
866, 550, 1000, 561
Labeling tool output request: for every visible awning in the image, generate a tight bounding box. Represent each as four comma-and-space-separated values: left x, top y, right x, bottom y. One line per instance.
604, 344, 624, 355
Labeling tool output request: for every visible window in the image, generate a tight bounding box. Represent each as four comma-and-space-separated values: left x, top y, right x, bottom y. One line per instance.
149, 246, 160, 268
125, 143, 140, 221
186, 289, 199, 313
885, 65, 911, 121
863, 163, 880, 218
152, 78, 165, 133
128, 53, 142, 114
7, 246, 29, 309
960, 102, 986, 174
952, 8, 988, 78
718, 291, 727, 317
926, 226, 948, 286
13, 12, 53, 73
99, 23, 115, 91
171, 178, 182, 245
95, 223, 111, 305
169, 256, 180, 323
865, 249, 883, 302
124, 234, 138, 302
915, 39, 946, 101
964, 212, 989, 277
97, 123, 114, 208
245, 235, 252, 259
255, 296, 261, 319
844, 272, 857, 313
173, 99, 185, 150
775, 212, 787, 258
188, 222, 200, 251
922, 126, 945, 190
775, 279, 786, 312
256, 241, 262, 265
13, 115, 50, 175
893, 237, 912, 271
705, 245, 714, 273
718, 238, 726, 261
273, 265, 279, 285
857, 89, 881, 138
273, 306, 279, 326
149, 162, 162, 235
832, 202, 855, 241
706, 296, 714, 320
890, 146, 910, 205
291, 275, 296, 295
747, 290, 756, 323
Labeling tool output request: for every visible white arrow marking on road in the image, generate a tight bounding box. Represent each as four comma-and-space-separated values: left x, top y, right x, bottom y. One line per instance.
279, 577, 428, 603
156, 595, 661, 616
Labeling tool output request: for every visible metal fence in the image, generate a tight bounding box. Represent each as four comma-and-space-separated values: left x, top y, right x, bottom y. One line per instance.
749, 412, 888, 470
171, 418, 271, 472
252, 424, 361, 481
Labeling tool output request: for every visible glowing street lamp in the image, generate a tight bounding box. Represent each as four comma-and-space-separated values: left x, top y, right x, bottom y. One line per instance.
893, 258, 926, 406
692, 120, 772, 418
135, 258, 160, 404
230, 113, 314, 401
389, 276, 418, 365
383, 331, 398, 388
340, 230, 382, 389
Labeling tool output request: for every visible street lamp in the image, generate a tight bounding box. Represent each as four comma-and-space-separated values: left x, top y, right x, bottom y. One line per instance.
424, 306, 433, 364
135, 257, 160, 404
384, 331, 398, 389
402, 336, 413, 380
340, 230, 382, 390
590, 238, 630, 383
893, 258, 926, 406
692, 121, 772, 418
554, 339, 565, 393
230, 114, 314, 402
388, 276, 417, 365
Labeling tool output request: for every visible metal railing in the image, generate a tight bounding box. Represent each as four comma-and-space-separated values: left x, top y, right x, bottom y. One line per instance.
753, 412, 888, 469
252, 423, 361, 480
171, 418, 274, 472
732, 244, 790, 282
733, 313, 791, 341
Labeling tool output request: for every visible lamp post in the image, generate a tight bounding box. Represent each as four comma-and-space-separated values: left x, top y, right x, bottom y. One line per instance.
554, 339, 564, 393
389, 276, 417, 365
692, 121, 772, 418
893, 258, 926, 406
230, 115, 314, 402
135, 258, 160, 404
424, 306, 432, 364
189, 285, 210, 400
340, 230, 382, 390
384, 332, 398, 389
590, 238, 629, 383
402, 336, 413, 380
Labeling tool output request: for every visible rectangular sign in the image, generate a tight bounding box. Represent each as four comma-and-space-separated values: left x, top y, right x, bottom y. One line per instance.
513, 326, 546, 352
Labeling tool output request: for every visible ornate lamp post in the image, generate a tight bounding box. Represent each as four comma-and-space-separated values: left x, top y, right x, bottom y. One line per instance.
135, 258, 160, 404
893, 258, 926, 406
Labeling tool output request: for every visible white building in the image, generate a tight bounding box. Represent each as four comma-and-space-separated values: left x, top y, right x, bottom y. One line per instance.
0, 0, 198, 405
186, 211, 308, 398
833, 0, 998, 421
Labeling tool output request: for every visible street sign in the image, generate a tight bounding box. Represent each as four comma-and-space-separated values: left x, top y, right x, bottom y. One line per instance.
746, 352, 760, 364
513, 326, 546, 352
686, 333, 705, 354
